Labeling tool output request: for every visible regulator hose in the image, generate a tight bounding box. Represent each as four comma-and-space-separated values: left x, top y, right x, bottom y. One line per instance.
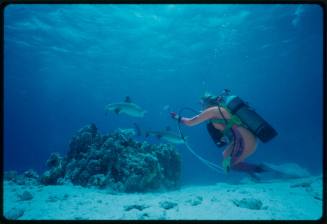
176, 107, 224, 174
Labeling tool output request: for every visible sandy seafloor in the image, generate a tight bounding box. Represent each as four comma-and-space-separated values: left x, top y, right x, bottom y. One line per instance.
3, 175, 323, 221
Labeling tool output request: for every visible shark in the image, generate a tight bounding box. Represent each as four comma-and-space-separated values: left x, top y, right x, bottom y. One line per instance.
145, 126, 186, 145
105, 96, 147, 118
133, 123, 185, 145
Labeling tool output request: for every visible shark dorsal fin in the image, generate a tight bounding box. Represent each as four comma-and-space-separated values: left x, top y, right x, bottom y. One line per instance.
165, 126, 171, 131
124, 96, 132, 103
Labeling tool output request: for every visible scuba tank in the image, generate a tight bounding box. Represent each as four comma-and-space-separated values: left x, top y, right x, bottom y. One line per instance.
206, 122, 230, 147
220, 90, 278, 143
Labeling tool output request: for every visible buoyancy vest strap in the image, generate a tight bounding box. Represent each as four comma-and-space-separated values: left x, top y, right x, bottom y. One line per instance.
211, 105, 245, 135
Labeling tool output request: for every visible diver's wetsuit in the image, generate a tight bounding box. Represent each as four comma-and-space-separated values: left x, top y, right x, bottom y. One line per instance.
208, 122, 265, 176
180, 106, 267, 178
229, 126, 266, 177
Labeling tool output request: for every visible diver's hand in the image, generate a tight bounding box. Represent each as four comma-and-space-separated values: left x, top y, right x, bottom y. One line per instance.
170, 112, 182, 122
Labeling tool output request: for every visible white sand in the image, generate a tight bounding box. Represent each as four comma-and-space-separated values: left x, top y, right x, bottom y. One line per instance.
3, 175, 323, 220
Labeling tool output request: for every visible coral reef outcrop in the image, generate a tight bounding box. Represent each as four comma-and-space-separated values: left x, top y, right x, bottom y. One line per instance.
36, 124, 181, 192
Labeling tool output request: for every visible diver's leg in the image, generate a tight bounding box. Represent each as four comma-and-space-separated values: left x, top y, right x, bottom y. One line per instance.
222, 142, 234, 158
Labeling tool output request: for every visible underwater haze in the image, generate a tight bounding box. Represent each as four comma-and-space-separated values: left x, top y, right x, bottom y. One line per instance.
4, 4, 323, 186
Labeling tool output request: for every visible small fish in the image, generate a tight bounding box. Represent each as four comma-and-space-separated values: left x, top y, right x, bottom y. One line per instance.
145, 126, 186, 144
105, 96, 147, 118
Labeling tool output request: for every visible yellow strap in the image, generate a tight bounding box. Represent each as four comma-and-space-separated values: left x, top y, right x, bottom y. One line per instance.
211, 105, 245, 135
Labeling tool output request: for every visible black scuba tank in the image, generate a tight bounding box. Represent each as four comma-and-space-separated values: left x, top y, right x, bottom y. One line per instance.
224, 95, 278, 143
206, 122, 229, 147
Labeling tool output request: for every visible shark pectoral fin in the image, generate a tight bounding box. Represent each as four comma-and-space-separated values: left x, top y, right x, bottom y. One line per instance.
114, 108, 121, 114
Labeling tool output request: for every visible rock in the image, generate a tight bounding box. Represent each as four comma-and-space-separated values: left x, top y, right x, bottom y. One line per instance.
233, 198, 263, 210
23, 169, 39, 179
57, 177, 72, 185
46, 153, 63, 169
296, 176, 323, 201
18, 191, 33, 201
88, 174, 107, 188
68, 124, 101, 159
4, 171, 38, 185
211, 196, 219, 202
63, 194, 69, 200
310, 177, 323, 201
5, 208, 25, 220
40, 168, 64, 185
4, 171, 18, 182
290, 182, 311, 188
41, 152, 65, 185
159, 200, 178, 210
186, 196, 203, 206
159, 211, 167, 220
124, 204, 149, 211
138, 213, 150, 220
74, 216, 89, 220
46, 195, 59, 203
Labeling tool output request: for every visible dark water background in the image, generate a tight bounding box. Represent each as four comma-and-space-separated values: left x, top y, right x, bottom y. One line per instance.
4, 4, 323, 185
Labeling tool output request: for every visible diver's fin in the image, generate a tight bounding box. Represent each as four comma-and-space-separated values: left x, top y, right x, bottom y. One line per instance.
124, 96, 132, 103
165, 126, 171, 131
133, 123, 142, 136
114, 108, 121, 114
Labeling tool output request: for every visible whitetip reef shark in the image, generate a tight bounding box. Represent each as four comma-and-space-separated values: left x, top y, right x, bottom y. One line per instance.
144, 126, 186, 145
105, 96, 147, 118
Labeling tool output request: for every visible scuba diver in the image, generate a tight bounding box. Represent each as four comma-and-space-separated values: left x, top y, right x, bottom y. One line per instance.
170, 89, 278, 179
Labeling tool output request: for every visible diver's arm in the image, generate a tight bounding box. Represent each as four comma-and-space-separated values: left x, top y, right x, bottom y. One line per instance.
181, 106, 229, 127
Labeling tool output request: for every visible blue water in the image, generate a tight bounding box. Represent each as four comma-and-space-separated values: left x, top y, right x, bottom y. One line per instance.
4, 4, 323, 185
